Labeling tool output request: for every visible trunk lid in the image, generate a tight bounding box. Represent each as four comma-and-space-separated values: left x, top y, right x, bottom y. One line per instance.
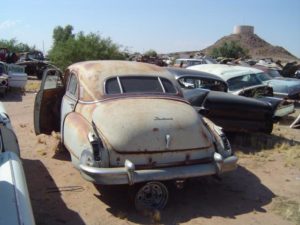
92, 97, 212, 153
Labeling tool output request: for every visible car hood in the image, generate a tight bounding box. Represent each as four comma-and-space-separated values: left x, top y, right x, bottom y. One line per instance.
92, 97, 213, 153
264, 79, 300, 95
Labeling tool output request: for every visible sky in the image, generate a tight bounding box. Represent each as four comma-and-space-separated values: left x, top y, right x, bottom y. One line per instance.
1, 0, 300, 57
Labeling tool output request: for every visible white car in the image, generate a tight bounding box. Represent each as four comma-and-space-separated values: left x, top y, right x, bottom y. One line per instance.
0, 62, 27, 89
187, 64, 295, 118
0, 102, 35, 225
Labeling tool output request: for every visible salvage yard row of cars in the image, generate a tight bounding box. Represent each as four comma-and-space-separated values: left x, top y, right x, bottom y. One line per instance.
0, 58, 299, 223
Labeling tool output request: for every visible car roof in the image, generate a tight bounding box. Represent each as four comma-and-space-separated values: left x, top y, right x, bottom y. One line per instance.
66, 60, 180, 101
187, 64, 263, 81
175, 58, 204, 62
167, 67, 226, 83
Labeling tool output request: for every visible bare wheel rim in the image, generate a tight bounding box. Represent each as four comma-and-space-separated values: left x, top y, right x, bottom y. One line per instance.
135, 182, 169, 211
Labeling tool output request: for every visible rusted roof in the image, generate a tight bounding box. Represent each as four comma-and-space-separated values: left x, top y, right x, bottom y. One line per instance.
67, 60, 179, 101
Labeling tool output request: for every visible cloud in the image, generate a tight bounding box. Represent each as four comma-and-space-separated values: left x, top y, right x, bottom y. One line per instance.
0, 20, 21, 30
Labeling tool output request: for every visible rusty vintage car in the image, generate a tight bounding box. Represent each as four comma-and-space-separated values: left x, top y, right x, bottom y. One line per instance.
34, 60, 237, 209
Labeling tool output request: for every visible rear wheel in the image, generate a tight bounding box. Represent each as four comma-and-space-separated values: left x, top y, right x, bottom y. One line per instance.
134, 181, 169, 211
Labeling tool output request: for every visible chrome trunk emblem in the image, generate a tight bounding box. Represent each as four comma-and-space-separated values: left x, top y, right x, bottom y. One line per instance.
165, 134, 171, 149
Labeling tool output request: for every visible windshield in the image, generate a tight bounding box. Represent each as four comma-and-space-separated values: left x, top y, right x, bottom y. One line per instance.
256, 72, 272, 81
227, 74, 263, 91
267, 70, 282, 78
178, 76, 227, 92
105, 76, 177, 94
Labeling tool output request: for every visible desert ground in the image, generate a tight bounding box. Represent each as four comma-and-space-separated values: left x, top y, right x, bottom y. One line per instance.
2, 80, 300, 225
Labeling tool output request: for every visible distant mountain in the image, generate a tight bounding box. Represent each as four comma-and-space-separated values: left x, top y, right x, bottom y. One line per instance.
167, 29, 299, 62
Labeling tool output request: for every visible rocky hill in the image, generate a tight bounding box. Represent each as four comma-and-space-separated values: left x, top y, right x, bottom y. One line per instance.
201, 33, 298, 62
168, 27, 299, 62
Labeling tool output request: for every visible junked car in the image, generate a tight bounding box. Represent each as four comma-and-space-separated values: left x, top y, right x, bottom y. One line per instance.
173, 57, 217, 68
0, 68, 8, 96
0, 102, 35, 225
17, 51, 49, 80
34, 60, 237, 210
252, 65, 300, 100
0, 62, 27, 89
167, 68, 274, 133
187, 64, 295, 118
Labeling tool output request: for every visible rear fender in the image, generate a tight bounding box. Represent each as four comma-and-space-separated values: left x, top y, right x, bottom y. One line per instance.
63, 113, 109, 168
258, 97, 291, 116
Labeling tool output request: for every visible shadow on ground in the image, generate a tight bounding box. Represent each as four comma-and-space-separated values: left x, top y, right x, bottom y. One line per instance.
52, 147, 71, 162
22, 158, 85, 225
0, 90, 25, 102
227, 131, 300, 154
94, 165, 274, 224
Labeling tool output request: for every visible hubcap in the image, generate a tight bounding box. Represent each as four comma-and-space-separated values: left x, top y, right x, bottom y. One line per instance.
135, 181, 169, 211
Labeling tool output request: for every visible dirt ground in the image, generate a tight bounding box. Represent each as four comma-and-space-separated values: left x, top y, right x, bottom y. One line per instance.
2, 87, 300, 225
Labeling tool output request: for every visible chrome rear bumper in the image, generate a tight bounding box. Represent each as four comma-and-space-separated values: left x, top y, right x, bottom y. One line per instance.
79, 153, 238, 185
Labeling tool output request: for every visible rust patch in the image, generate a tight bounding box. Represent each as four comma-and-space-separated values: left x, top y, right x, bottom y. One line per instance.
134, 158, 212, 170
152, 128, 159, 132
111, 145, 212, 154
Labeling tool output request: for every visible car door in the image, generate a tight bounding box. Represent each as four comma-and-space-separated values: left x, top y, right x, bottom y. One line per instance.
60, 72, 79, 138
34, 68, 65, 135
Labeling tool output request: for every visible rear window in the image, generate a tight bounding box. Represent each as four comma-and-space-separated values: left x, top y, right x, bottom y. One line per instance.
105, 76, 177, 94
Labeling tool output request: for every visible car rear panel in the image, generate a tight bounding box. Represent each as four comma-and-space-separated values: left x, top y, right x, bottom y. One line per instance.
92, 97, 215, 166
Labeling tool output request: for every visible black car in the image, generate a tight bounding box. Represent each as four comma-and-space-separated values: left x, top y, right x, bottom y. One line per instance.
167, 67, 274, 133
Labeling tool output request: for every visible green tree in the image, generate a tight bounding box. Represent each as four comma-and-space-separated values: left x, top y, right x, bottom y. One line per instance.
0, 38, 35, 52
144, 49, 157, 57
210, 41, 249, 59
52, 25, 75, 44
48, 25, 126, 70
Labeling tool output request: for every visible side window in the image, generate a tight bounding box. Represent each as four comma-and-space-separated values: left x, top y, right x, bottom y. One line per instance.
161, 78, 177, 93
67, 74, 78, 97
106, 78, 121, 94
43, 70, 63, 90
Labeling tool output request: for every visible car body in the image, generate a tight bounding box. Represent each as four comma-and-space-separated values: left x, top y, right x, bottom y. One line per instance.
0, 73, 8, 96
187, 64, 295, 118
34, 60, 237, 185
0, 102, 35, 225
173, 57, 217, 68
253, 65, 300, 100
0, 62, 27, 89
167, 68, 274, 133
0, 48, 9, 62
17, 51, 49, 80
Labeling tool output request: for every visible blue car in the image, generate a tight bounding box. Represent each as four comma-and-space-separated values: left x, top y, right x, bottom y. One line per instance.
254, 65, 300, 100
